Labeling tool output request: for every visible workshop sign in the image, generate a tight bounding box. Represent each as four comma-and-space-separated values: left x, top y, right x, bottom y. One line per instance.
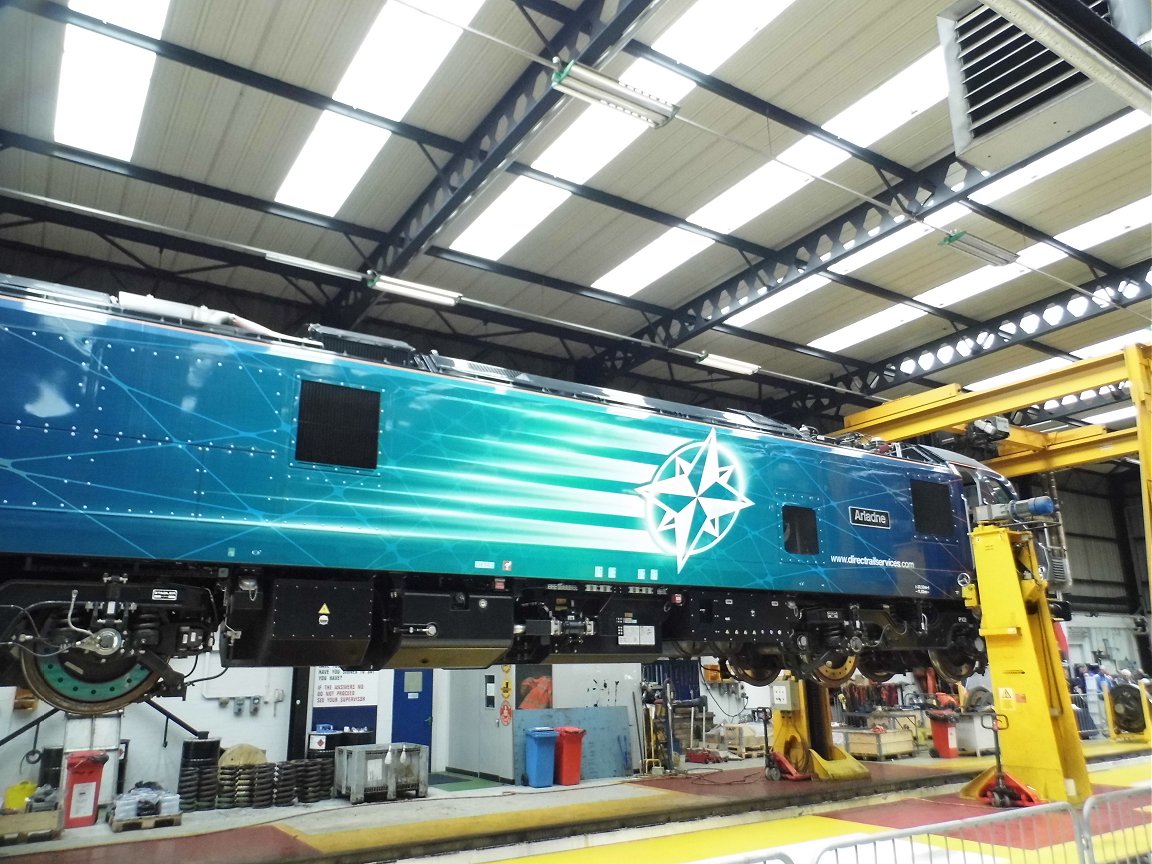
313, 666, 380, 706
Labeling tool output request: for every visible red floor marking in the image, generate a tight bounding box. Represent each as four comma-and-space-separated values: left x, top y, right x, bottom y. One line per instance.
830, 794, 1081, 850
5, 824, 318, 864
636, 761, 967, 800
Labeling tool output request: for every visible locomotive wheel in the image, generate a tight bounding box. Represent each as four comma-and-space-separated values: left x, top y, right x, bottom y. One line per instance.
856, 652, 897, 683
727, 652, 782, 686
18, 617, 160, 715
928, 647, 978, 684
806, 653, 858, 687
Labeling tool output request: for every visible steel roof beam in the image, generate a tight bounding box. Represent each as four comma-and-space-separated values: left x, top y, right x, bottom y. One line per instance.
423, 245, 888, 394
783, 260, 1151, 415
0, 128, 392, 244
586, 112, 1132, 379
335, 0, 662, 329
506, 164, 1028, 344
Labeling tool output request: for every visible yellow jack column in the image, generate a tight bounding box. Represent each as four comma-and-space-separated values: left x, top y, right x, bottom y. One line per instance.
961, 525, 1092, 804
770, 677, 868, 781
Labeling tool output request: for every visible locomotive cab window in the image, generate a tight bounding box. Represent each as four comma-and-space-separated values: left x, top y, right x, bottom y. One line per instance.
296, 380, 380, 469
910, 479, 955, 536
783, 505, 819, 554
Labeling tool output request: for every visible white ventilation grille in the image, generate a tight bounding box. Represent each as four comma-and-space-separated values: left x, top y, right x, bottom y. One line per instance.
939, 0, 1127, 169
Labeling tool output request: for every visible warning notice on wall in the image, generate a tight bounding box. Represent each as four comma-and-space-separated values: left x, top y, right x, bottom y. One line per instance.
312, 666, 380, 707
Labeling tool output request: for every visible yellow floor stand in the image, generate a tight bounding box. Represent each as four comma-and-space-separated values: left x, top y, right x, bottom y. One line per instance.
960, 525, 1092, 804
771, 678, 868, 781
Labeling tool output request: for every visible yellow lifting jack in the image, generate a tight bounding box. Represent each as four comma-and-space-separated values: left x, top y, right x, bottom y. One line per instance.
960, 524, 1092, 805
769, 676, 868, 781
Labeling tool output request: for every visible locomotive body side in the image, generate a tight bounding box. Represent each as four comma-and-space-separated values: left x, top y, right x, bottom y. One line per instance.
0, 290, 971, 595
0, 276, 988, 712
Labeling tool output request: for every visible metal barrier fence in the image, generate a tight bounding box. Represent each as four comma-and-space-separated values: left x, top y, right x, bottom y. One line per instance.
809, 802, 1083, 864
683, 851, 797, 864
683, 788, 1152, 864
1082, 787, 1152, 864
1071, 692, 1108, 739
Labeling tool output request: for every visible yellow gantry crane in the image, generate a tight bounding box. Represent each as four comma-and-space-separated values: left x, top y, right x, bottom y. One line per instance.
840, 345, 1151, 622
837, 344, 1151, 804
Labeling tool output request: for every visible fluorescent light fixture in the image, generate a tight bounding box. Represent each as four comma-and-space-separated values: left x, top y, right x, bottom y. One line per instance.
367, 271, 460, 306
697, 352, 760, 375
551, 61, 679, 128
276, 0, 484, 215
265, 251, 364, 281
54, 0, 170, 160
939, 231, 1019, 266
449, 0, 796, 262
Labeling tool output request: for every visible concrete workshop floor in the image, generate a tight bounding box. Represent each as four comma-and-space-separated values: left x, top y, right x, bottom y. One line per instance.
2, 739, 1148, 864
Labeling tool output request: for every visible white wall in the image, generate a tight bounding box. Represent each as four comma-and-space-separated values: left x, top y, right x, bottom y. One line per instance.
0, 655, 293, 796
1065, 612, 1145, 675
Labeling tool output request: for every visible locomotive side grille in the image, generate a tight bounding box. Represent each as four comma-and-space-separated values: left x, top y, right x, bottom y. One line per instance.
911, 479, 957, 536
296, 380, 381, 469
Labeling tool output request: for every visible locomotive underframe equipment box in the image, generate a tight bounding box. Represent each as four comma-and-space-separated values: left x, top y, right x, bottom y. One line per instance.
231, 578, 373, 667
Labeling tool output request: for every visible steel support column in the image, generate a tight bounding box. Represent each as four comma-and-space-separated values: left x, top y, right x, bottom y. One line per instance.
1124, 343, 1152, 638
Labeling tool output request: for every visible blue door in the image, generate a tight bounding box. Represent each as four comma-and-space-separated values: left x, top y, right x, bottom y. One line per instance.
391, 669, 433, 750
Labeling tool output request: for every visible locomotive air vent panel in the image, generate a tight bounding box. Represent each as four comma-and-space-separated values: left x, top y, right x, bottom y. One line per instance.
911, 479, 957, 537
296, 380, 380, 469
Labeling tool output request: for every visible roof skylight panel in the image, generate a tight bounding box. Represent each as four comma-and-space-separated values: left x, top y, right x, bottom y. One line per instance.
53, 0, 171, 161
591, 48, 950, 297
275, 0, 486, 217
732, 111, 1148, 331
450, 0, 797, 261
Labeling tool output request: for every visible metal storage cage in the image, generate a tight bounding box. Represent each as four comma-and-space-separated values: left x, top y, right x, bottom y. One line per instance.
333, 743, 429, 804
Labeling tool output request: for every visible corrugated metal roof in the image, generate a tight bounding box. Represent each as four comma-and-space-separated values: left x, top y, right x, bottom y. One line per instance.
0, 0, 1147, 460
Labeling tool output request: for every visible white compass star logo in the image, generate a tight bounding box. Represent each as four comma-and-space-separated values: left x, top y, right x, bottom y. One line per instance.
636, 430, 753, 571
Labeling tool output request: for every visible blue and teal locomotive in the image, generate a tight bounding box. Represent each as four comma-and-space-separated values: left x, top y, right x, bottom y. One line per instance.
0, 273, 1010, 714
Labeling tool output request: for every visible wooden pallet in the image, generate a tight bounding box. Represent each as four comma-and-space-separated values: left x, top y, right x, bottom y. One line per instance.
727, 744, 766, 759
107, 813, 183, 833
0, 809, 62, 845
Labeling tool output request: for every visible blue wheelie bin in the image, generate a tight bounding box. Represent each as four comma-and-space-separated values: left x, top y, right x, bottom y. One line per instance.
524, 727, 559, 787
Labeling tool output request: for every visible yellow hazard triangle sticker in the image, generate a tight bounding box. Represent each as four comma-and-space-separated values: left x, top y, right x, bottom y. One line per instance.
318, 603, 330, 615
